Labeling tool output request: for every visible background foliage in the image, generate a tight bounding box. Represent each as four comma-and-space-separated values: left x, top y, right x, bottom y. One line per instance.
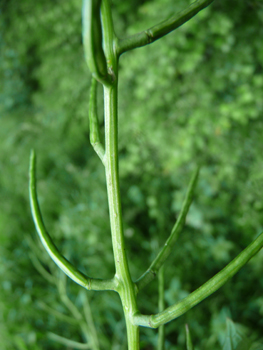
1, 0, 263, 349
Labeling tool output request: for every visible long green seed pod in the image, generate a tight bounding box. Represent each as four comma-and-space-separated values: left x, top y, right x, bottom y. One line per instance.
29, 150, 90, 288
29, 150, 116, 291
82, 0, 109, 85
136, 166, 200, 290
89, 77, 106, 164
134, 229, 263, 328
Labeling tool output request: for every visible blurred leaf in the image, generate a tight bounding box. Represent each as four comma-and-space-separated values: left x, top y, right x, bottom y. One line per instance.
185, 324, 194, 350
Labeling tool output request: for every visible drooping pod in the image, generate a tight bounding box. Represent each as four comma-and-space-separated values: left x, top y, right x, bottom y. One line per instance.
82, 0, 110, 85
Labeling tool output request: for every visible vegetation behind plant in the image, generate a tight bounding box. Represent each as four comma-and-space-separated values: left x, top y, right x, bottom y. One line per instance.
0, 0, 263, 349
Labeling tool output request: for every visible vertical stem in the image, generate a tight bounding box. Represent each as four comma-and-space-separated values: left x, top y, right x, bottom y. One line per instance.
103, 71, 140, 350
101, 0, 139, 348
157, 265, 165, 350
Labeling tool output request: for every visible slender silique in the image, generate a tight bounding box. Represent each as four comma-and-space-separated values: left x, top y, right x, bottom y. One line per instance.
29, 0, 263, 349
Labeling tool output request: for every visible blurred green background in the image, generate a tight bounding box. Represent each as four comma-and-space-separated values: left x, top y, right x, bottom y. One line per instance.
1, 0, 263, 349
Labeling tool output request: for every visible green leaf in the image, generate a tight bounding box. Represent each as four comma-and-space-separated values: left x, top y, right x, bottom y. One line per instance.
223, 318, 246, 350
235, 339, 253, 350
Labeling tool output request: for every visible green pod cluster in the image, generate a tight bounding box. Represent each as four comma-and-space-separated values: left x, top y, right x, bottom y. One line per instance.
82, 0, 109, 84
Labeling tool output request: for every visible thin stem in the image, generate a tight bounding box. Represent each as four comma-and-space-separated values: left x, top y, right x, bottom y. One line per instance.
82, 291, 100, 350
58, 272, 84, 321
89, 78, 106, 164
117, 0, 214, 55
29, 150, 116, 292
28, 251, 56, 285
27, 234, 57, 284
58, 274, 99, 347
48, 332, 91, 349
133, 230, 263, 328
103, 71, 140, 350
157, 266, 165, 350
185, 324, 194, 350
101, 0, 140, 347
37, 301, 81, 325
136, 166, 199, 291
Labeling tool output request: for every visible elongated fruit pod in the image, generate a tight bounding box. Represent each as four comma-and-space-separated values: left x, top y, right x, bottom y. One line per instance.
82, 0, 109, 84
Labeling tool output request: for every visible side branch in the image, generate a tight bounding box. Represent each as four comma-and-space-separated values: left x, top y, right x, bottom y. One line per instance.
29, 150, 116, 292
136, 166, 199, 290
134, 230, 263, 328
89, 78, 106, 165
48, 332, 91, 349
117, 0, 214, 55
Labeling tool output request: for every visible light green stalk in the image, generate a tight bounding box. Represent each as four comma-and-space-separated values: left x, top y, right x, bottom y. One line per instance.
134, 230, 263, 328
47, 332, 91, 349
157, 266, 165, 350
185, 324, 194, 350
100, 0, 139, 347
117, 0, 215, 55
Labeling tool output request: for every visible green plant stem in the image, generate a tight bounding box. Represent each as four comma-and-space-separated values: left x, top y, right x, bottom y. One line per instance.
28, 251, 56, 285
82, 291, 100, 350
58, 273, 96, 346
117, 0, 214, 55
48, 332, 91, 349
103, 58, 140, 350
134, 230, 263, 328
37, 301, 81, 325
26, 237, 56, 285
157, 266, 165, 350
58, 272, 84, 321
185, 324, 194, 350
101, 0, 139, 348
136, 166, 199, 291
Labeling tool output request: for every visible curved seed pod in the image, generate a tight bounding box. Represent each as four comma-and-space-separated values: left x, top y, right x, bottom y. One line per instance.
29, 150, 117, 292
89, 78, 106, 164
82, 0, 109, 84
29, 150, 90, 288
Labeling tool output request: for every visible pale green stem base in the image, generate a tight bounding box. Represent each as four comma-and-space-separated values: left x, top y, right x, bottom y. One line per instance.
103, 83, 140, 349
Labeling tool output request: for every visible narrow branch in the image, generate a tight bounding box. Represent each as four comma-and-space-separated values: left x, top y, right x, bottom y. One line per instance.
81, 291, 101, 350
136, 166, 199, 290
58, 272, 84, 321
48, 332, 91, 349
28, 251, 56, 285
157, 266, 165, 350
57, 275, 99, 347
29, 150, 116, 292
26, 235, 57, 284
37, 301, 81, 325
134, 230, 263, 328
89, 78, 106, 165
117, 0, 214, 55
